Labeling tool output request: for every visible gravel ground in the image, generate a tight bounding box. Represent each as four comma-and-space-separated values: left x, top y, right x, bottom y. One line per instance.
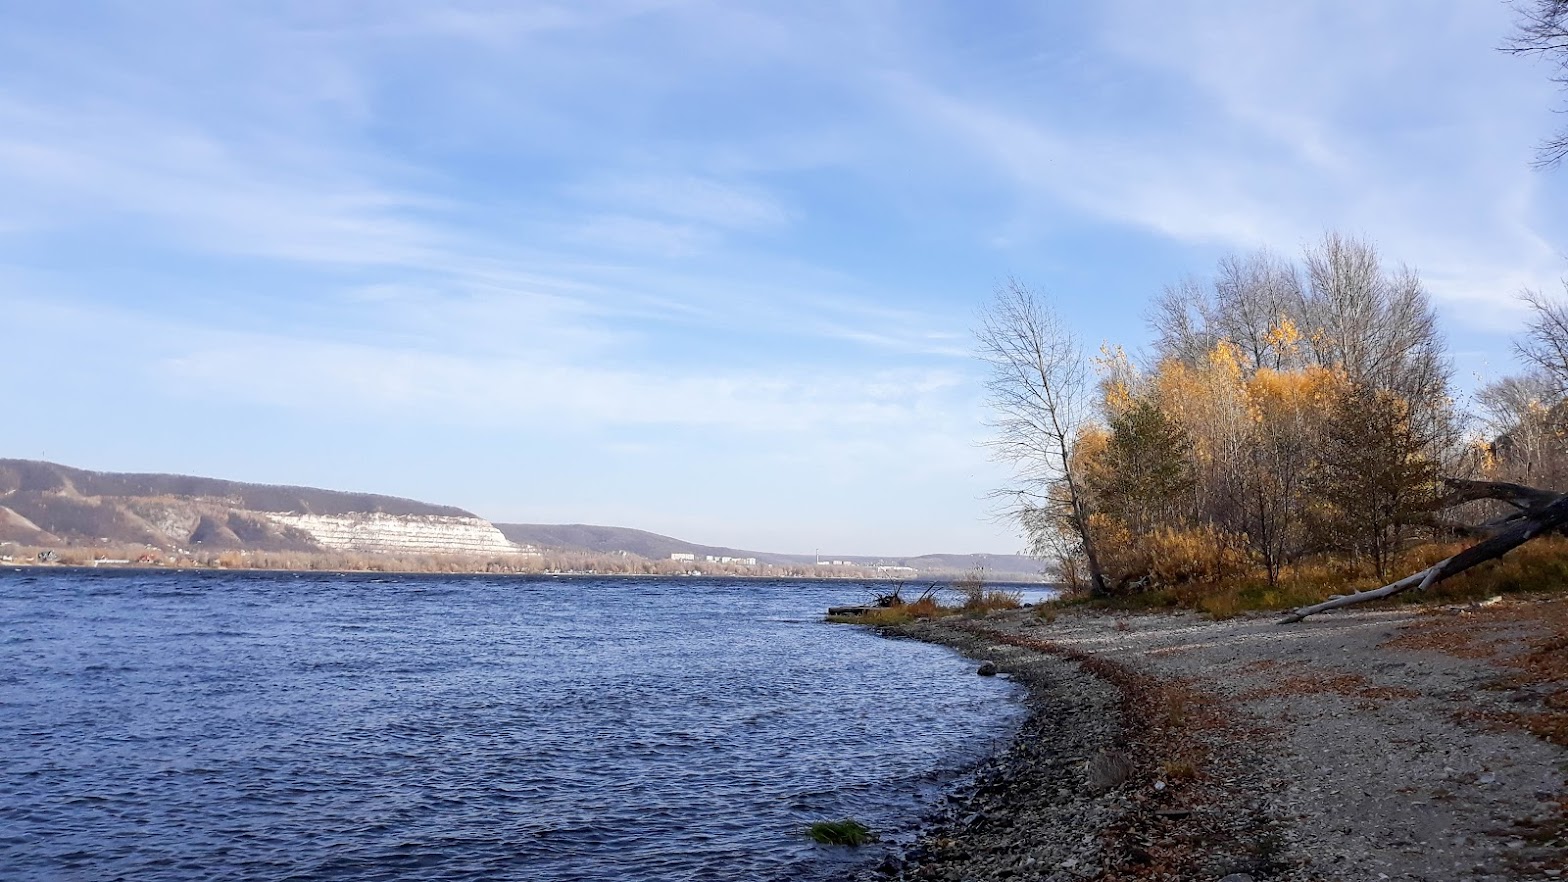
860, 600, 1568, 882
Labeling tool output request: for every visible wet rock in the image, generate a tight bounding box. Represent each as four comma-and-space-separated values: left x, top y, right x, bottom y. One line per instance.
977, 661, 999, 676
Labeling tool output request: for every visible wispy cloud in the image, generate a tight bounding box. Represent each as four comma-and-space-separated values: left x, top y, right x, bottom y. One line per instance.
3, 1, 1565, 551
570, 173, 791, 231
872, 2, 1567, 326
156, 333, 967, 434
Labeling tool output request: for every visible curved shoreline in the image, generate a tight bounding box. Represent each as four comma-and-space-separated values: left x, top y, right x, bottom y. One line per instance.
858, 602, 1568, 881
856, 620, 1130, 880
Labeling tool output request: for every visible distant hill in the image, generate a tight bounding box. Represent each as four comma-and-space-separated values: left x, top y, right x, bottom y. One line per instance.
496, 523, 776, 562
495, 522, 1044, 580
0, 459, 1045, 578
0, 459, 479, 552
0, 460, 469, 518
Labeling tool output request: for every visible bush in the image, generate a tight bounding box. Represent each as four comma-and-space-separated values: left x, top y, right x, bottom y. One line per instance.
1090, 517, 1250, 593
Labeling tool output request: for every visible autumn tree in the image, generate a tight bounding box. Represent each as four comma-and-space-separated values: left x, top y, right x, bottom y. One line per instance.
1150, 250, 1303, 373
977, 280, 1108, 596
1154, 235, 1453, 444
1298, 235, 1451, 437
1239, 366, 1340, 584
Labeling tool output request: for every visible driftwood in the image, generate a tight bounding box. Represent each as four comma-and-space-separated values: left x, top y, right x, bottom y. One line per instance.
1280, 479, 1568, 623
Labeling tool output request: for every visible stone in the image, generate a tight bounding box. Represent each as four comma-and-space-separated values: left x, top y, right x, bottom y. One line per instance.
1218, 875, 1255, 882
977, 661, 999, 676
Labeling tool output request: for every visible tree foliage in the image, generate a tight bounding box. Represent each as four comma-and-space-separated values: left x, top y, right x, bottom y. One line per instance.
989, 234, 1471, 594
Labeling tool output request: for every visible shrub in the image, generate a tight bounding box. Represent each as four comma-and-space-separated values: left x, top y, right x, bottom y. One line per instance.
1091, 518, 1250, 593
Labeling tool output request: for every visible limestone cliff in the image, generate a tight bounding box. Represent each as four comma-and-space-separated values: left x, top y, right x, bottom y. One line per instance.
0, 459, 534, 557
262, 512, 525, 556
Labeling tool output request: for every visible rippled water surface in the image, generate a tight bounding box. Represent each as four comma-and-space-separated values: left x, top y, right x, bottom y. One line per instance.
0, 570, 1025, 881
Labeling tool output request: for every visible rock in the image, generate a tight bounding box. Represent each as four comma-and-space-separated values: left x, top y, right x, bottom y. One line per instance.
1084, 749, 1133, 792
1218, 875, 1256, 882
977, 661, 999, 676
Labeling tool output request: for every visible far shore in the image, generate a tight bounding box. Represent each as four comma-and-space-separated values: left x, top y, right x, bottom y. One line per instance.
0, 560, 1050, 583
855, 598, 1567, 881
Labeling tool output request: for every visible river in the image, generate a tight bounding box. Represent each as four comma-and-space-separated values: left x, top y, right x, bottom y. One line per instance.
0, 569, 1029, 881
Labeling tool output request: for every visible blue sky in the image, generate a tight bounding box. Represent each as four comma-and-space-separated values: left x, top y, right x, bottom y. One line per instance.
4, 1, 1567, 555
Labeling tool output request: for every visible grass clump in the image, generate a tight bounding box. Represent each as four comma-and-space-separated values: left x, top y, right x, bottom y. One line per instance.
807, 818, 877, 846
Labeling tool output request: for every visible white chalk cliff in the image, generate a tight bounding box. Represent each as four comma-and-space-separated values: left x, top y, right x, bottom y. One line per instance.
263, 512, 529, 556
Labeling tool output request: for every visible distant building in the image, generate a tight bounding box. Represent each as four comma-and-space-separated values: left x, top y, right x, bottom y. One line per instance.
670, 552, 696, 561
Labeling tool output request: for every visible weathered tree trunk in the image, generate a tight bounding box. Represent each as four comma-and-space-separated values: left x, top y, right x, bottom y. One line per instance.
1280, 479, 1568, 623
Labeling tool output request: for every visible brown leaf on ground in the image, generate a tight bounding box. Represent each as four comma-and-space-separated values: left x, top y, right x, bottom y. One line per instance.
1385, 595, 1568, 747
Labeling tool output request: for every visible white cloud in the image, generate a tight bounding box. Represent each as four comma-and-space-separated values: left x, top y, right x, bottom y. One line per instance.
156, 333, 968, 434
876, 2, 1568, 323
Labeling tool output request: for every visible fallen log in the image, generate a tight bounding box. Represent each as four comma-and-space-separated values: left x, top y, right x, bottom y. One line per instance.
1434, 478, 1561, 511
1280, 483, 1568, 623
828, 605, 875, 617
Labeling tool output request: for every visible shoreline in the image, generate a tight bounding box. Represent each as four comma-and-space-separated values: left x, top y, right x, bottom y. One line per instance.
0, 562, 1050, 584
854, 619, 1130, 880
858, 600, 1568, 881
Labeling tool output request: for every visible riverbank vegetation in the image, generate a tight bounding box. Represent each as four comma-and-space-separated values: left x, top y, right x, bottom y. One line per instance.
983, 232, 1568, 616
0, 543, 898, 579
826, 576, 1024, 624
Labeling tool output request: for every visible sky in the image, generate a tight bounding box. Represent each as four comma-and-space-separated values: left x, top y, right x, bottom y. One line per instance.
3, 1, 1567, 556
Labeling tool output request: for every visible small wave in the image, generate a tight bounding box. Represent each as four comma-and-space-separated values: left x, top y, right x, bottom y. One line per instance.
0, 570, 1023, 882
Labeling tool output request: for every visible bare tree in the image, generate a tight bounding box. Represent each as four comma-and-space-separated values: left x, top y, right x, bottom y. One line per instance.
1477, 369, 1568, 491
977, 279, 1108, 596
1504, 0, 1568, 168
1516, 284, 1568, 395
1212, 250, 1302, 371
1148, 276, 1217, 366
1299, 233, 1455, 450
1148, 251, 1302, 371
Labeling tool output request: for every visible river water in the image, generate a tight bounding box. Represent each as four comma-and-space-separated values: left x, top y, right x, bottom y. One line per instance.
0, 569, 1028, 881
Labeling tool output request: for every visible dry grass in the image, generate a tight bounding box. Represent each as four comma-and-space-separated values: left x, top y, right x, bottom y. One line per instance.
828, 587, 1022, 625
1088, 536, 1568, 620
1159, 759, 1200, 782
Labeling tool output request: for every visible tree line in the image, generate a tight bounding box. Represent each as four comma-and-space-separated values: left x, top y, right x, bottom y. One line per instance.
980, 232, 1568, 597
